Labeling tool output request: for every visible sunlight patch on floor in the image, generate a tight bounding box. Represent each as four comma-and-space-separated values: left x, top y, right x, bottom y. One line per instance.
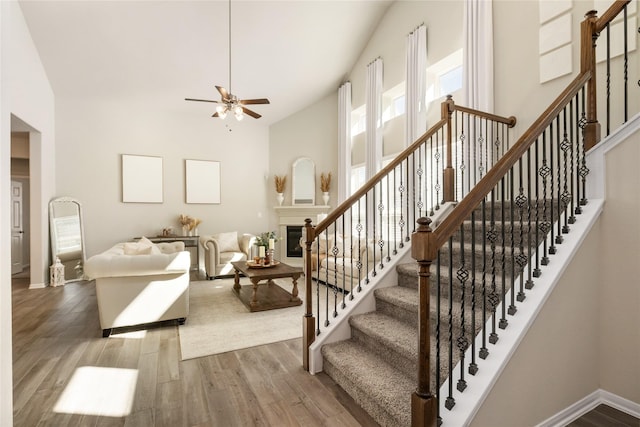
53, 367, 138, 417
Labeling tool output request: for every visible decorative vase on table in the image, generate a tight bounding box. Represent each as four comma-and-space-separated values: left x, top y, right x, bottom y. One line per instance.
322, 192, 330, 205
182, 225, 189, 236
276, 193, 284, 206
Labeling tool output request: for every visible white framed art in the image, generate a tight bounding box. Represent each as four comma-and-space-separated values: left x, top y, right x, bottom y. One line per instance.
121, 154, 163, 203
185, 159, 221, 204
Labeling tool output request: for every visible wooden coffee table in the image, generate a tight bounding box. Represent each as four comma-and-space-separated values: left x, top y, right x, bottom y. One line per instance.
231, 261, 303, 312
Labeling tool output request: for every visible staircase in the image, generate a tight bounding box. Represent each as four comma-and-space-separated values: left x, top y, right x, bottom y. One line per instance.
321, 200, 554, 426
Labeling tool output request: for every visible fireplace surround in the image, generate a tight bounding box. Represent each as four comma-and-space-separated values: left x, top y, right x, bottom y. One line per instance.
274, 205, 330, 267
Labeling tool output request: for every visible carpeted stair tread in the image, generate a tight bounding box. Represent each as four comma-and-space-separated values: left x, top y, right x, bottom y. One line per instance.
375, 286, 419, 313
350, 311, 417, 362
322, 340, 414, 426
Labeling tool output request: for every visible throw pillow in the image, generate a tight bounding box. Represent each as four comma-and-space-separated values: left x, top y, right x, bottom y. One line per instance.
123, 242, 153, 255
139, 236, 161, 254
123, 236, 161, 255
214, 231, 241, 253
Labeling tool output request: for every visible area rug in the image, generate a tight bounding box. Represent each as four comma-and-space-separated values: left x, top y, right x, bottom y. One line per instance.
178, 278, 310, 360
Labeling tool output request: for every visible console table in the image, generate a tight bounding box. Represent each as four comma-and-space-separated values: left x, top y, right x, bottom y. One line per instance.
134, 235, 199, 272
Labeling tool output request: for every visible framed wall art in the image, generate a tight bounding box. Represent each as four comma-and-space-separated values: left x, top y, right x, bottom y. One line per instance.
185, 159, 221, 204
121, 154, 163, 203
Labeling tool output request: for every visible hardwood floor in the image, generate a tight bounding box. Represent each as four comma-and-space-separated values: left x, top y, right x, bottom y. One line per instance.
11, 277, 379, 427
11, 276, 640, 426
566, 404, 640, 427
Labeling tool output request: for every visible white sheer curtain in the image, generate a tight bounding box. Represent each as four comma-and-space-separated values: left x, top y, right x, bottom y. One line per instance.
463, 0, 494, 111
365, 57, 383, 180
337, 82, 352, 204
405, 24, 427, 147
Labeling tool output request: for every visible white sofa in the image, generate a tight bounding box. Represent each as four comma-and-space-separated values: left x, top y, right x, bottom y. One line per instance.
200, 232, 256, 279
84, 238, 191, 337
305, 234, 377, 290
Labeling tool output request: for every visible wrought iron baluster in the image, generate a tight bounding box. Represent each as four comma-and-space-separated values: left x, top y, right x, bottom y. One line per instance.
436, 249, 442, 423
606, 22, 611, 136
398, 161, 406, 248
533, 137, 542, 278
459, 112, 466, 202
499, 177, 508, 330
332, 225, 339, 317
548, 120, 557, 255
365, 192, 371, 284
560, 107, 571, 235
430, 135, 436, 216
623, 5, 628, 122
417, 144, 424, 219
516, 157, 528, 302
456, 223, 468, 392
377, 183, 385, 271
340, 217, 347, 310
508, 168, 517, 316
445, 236, 455, 410
469, 209, 478, 374
525, 146, 535, 290
540, 130, 551, 267
349, 207, 355, 300
356, 202, 363, 293
392, 166, 398, 256
554, 115, 564, 245
578, 88, 588, 209
315, 237, 322, 335
488, 188, 499, 344
479, 197, 489, 359
435, 131, 442, 208
569, 96, 577, 225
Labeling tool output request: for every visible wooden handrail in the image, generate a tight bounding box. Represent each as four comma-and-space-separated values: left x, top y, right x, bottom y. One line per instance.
594, 0, 631, 33
434, 71, 591, 247
312, 99, 518, 238
311, 117, 448, 239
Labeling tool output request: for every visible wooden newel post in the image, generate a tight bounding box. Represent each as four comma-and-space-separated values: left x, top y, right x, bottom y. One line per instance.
580, 10, 601, 151
442, 95, 456, 202
411, 217, 438, 427
302, 218, 316, 371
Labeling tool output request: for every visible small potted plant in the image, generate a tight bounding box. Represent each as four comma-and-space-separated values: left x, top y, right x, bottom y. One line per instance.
320, 172, 331, 205
274, 175, 286, 206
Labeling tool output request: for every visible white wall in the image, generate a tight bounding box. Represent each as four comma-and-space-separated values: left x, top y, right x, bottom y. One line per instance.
269, 92, 338, 228
55, 96, 270, 258
1, 1, 56, 424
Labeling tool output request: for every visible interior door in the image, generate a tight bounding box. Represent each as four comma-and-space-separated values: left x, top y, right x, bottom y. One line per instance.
11, 180, 24, 274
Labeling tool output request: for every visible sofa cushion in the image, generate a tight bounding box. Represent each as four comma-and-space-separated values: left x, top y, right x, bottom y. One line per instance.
123, 236, 161, 255
214, 231, 241, 253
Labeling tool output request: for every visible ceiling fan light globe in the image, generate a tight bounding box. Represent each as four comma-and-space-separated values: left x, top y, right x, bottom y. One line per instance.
235, 112, 244, 121
216, 105, 226, 114
218, 110, 228, 119
234, 105, 243, 115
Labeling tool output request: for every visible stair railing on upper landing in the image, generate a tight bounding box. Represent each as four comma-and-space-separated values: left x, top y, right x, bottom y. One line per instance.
411, 1, 637, 426
301, 99, 517, 371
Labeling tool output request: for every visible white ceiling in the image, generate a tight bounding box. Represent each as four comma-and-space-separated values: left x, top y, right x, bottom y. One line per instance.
19, 0, 394, 125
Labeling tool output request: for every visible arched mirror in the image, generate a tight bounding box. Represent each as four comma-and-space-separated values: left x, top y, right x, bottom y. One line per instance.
49, 197, 86, 282
292, 157, 315, 205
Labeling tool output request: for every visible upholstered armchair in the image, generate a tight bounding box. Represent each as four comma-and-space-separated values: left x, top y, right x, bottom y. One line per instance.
200, 232, 256, 279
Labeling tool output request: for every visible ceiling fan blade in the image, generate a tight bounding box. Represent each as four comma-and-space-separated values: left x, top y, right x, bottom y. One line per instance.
239, 98, 270, 105
242, 107, 262, 119
212, 112, 219, 118
216, 86, 230, 101
185, 98, 221, 103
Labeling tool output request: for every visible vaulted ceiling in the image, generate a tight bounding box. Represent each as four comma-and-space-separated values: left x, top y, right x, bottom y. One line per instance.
19, 0, 394, 125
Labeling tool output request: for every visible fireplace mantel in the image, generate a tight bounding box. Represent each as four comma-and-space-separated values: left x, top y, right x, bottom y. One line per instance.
274, 205, 330, 220
274, 205, 331, 266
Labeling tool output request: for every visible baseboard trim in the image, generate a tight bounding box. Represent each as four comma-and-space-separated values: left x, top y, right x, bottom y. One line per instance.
536, 389, 640, 427
28, 282, 47, 289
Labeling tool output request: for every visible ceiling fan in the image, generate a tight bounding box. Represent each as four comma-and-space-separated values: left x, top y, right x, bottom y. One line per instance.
185, 0, 270, 120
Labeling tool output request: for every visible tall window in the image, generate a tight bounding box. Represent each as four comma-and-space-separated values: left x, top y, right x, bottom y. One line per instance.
425, 49, 463, 104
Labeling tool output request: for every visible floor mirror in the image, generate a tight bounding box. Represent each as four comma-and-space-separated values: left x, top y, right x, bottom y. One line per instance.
49, 196, 86, 282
